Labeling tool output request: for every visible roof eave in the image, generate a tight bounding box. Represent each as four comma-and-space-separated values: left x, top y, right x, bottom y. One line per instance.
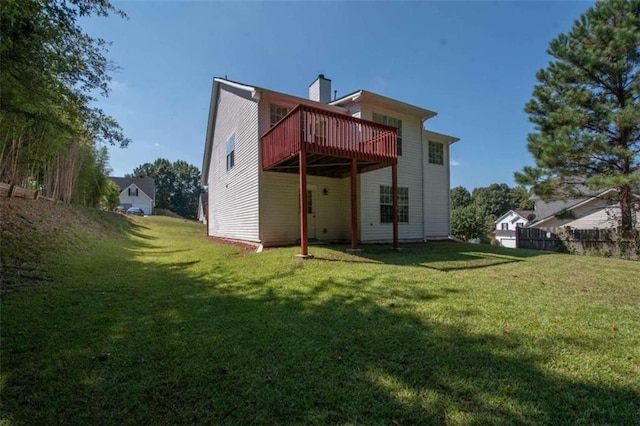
201, 79, 220, 184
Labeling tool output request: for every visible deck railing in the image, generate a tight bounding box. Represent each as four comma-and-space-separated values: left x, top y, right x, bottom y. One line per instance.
261, 105, 398, 170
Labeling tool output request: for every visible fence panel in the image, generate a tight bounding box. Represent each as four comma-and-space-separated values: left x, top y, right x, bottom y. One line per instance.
516, 227, 560, 251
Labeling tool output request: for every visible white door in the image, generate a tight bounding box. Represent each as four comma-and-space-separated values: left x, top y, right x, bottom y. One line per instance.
306, 187, 317, 239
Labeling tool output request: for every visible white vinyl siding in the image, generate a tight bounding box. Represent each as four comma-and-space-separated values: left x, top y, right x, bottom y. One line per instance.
359, 106, 424, 242
207, 85, 260, 242
423, 136, 451, 239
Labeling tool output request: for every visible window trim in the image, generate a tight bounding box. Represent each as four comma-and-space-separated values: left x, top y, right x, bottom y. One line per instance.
428, 141, 444, 165
380, 185, 409, 223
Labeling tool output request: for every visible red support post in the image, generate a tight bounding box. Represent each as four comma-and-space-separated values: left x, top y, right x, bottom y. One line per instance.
299, 149, 309, 257
350, 158, 358, 250
392, 163, 399, 249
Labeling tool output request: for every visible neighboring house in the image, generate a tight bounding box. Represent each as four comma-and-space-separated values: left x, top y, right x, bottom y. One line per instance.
198, 192, 208, 224
110, 177, 155, 215
528, 188, 620, 230
493, 210, 533, 248
201, 75, 459, 254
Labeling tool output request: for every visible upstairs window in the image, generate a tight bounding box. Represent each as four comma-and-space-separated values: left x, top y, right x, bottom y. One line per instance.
270, 104, 288, 127
428, 141, 444, 165
128, 187, 139, 196
380, 186, 409, 223
226, 134, 235, 171
372, 113, 402, 155
501, 223, 509, 230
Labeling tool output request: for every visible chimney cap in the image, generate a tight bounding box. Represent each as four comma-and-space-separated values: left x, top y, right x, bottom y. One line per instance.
310, 74, 331, 86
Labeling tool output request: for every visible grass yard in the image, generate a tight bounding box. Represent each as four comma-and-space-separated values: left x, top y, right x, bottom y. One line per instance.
1, 213, 639, 425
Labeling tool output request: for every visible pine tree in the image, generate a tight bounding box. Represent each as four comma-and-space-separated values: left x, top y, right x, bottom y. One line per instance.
516, 0, 640, 231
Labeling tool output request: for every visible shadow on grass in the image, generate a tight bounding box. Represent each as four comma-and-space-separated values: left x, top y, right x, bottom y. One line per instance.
1, 233, 636, 425
318, 242, 552, 272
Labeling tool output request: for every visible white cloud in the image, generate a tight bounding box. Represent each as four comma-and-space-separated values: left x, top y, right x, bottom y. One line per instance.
450, 159, 461, 166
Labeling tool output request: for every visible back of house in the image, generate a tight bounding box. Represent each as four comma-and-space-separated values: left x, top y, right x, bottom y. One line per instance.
201, 75, 459, 247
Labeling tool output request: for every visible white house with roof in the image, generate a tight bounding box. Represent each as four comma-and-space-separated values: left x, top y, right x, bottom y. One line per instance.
494, 210, 533, 248
110, 177, 156, 215
201, 75, 459, 255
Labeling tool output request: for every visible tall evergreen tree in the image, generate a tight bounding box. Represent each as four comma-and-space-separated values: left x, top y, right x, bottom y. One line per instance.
516, 0, 640, 231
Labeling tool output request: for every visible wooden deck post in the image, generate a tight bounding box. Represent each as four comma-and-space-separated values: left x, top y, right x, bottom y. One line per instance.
392, 163, 399, 250
298, 147, 310, 258
350, 158, 359, 251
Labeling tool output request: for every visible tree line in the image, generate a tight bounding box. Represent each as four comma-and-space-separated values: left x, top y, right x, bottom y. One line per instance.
450, 184, 533, 242
0, 0, 128, 207
128, 158, 202, 220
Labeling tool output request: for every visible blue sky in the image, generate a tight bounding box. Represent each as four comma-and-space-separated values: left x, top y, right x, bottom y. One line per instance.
81, 0, 592, 191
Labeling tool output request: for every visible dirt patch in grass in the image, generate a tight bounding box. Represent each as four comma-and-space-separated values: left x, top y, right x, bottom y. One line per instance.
0, 198, 130, 291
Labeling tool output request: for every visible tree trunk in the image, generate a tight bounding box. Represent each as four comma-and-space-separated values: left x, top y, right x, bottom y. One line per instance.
619, 185, 634, 233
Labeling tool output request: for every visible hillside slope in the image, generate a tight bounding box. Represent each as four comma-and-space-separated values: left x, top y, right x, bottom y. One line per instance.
0, 198, 130, 291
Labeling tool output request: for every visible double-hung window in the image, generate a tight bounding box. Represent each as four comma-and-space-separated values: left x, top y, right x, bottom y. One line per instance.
270, 104, 288, 127
226, 134, 235, 171
128, 187, 139, 196
372, 113, 402, 155
380, 186, 409, 223
428, 141, 444, 165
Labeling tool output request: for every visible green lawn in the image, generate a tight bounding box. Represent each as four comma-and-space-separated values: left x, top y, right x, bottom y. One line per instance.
2, 215, 639, 425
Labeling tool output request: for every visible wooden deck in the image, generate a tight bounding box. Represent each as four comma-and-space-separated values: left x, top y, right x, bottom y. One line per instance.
261, 104, 398, 177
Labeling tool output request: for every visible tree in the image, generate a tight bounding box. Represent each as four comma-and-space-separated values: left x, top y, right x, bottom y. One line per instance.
515, 0, 640, 231
509, 186, 535, 210
0, 0, 129, 204
450, 186, 472, 210
472, 183, 512, 218
451, 205, 486, 241
130, 159, 202, 219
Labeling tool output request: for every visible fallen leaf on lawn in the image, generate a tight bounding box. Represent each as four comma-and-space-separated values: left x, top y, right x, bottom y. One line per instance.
503, 329, 511, 335
611, 324, 618, 331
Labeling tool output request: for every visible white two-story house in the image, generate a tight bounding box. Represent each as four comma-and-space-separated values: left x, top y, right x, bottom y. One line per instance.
494, 210, 533, 248
201, 75, 459, 255
110, 177, 155, 215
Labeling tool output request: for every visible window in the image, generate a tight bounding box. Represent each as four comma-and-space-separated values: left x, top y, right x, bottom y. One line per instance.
314, 119, 327, 143
307, 190, 313, 214
380, 186, 409, 223
372, 113, 402, 155
501, 223, 509, 230
226, 134, 235, 171
128, 187, 139, 197
270, 104, 288, 127
429, 141, 444, 165
516, 222, 523, 228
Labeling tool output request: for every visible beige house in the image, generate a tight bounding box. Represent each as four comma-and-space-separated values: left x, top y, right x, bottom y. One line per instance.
201, 75, 458, 254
